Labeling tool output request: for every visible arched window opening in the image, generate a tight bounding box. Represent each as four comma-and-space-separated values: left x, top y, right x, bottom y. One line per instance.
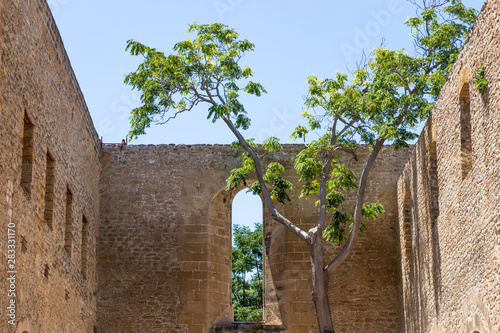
20, 111, 34, 194
231, 190, 263, 322
429, 128, 440, 227
44, 150, 56, 229
459, 78, 472, 180
81, 215, 89, 279
64, 186, 74, 255
403, 182, 412, 262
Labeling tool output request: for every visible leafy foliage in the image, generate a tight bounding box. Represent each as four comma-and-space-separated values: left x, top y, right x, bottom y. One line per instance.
322, 203, 385, 244
124, 1, 476, 248
125, 23, 266, 140
124, 2, 477, 329
227, 138, 293, 203
232, 223, 263, 321
292, 0, 477, 244
406, 0, 477, 98
474, 65, 488, 94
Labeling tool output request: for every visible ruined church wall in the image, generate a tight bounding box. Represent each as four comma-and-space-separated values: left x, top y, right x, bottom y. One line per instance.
0, 0, 101, 332
397, 1, 500, 332
98, 144, 409, 333
97, 144, 242, 333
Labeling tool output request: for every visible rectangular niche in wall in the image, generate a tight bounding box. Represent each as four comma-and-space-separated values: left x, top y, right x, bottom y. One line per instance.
81, 215, 89, 279
44, 151, 56, 229
429, 128, 440, 226
20, 111, 35, 194
64, 187, 74, 255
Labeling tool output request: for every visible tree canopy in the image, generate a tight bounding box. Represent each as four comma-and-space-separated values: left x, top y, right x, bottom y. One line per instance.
124, 1, 477, 331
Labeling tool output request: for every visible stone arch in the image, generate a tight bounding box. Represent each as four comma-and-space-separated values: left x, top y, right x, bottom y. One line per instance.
457, 64, 473, 179
458, 65, 470, 99
428, 121, 440, 226
462, 289, 492, 333
205, 185, 235, 327
206, 183, 285, 327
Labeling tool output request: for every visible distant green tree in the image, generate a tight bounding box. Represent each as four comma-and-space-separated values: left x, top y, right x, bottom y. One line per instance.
232, 223, 263, 321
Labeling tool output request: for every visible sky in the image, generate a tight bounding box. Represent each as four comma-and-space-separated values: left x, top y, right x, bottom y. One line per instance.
50, 0, 485, 230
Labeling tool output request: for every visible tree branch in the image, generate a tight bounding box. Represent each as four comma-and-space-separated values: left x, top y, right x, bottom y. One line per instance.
221, 115, 310, 243
324, 138, 386, 273
334, 146, 358, 161
336, 116, 360, 140
316, 116, 339, 232
325, 106, 407, 273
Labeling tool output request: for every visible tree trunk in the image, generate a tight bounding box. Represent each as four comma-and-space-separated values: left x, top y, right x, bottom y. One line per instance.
243, 272, 246, 306
310, 235, 335, 333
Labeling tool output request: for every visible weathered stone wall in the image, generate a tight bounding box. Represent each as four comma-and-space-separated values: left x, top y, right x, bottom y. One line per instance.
0, 0, 101, 332
2, 0, 499, 332
97, 144, 409, 333
396, 0, 500, 332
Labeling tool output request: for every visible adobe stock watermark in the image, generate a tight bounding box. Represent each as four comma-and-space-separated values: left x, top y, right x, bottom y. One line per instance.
339, 0, 403, 62
98, 91, 141, 136
257, 106, 297, 142
47, 0, 72, 16
5, 180, 17, 326
213, 0, 244, 20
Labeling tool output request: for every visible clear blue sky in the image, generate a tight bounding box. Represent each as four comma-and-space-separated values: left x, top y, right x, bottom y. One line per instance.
51, 0, 484, 228
232, 190, 262, 232
52, 0, 484, 146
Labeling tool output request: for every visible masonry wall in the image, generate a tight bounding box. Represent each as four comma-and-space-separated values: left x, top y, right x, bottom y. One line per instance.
1, 0, 499, 332
396, 0, 500, 332
97, 144, 409, 333
0, 0, 101, 332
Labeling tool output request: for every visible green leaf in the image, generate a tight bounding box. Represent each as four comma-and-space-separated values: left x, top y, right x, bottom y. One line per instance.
474, 65, 488, 95
124, 23, 265, 141
244, 81, 267, 96
290, 125, 309, 141
262, 137, 282, 152
361, 203, 385, 220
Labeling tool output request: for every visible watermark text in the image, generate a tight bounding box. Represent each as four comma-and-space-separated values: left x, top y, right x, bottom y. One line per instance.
6, 181, 16, 326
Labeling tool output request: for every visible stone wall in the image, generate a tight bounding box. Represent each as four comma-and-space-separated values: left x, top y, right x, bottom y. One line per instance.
396, 0, 500, 332
2, 0, 499, 332
0, 0, 101, 332
97, 144, 409, 333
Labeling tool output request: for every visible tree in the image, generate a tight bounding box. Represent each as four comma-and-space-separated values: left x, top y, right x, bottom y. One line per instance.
123, 1, 476, 331
232, 223, 263, 321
